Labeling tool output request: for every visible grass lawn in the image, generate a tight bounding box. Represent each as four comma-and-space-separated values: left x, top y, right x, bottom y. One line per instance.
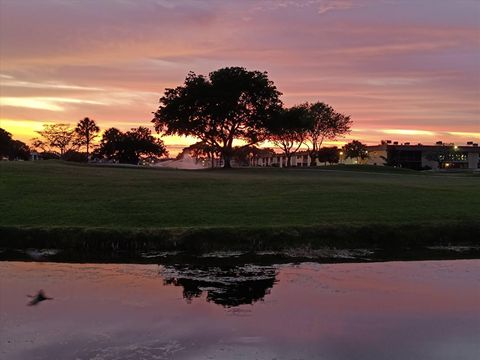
1, 160, 479, 229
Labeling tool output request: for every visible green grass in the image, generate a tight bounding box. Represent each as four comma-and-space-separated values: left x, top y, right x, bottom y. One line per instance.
1, 160, 479, 229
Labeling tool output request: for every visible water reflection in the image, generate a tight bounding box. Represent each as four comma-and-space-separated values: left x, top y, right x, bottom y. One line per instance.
161, 264, 277, 307
1, 260, 479, 360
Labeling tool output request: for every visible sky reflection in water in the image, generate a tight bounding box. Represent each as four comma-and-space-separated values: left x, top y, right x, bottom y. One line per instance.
0, 260, 479, 360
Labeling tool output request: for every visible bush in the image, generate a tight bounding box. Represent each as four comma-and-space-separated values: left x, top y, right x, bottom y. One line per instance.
63, 150, 88, 162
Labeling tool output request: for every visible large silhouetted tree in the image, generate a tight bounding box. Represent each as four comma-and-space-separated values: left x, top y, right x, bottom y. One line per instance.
75, 117, 99, 159
96, 127, 167, 164
152, 67, 283, 168
268, 106, 309, 167
303, 102, 352, 166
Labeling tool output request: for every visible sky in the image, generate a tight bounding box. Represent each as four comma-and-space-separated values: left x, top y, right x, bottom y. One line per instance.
0, 0, 479, 154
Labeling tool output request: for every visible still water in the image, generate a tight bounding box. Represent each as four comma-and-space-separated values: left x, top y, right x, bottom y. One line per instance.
0, 259, 479, 360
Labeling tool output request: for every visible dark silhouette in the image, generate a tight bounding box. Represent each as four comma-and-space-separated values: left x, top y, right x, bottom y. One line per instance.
344, 140, 369, 163
268, 106, 310, 167
318, 146, 340, 165
231, 145, 266, 167
161, 263, 277, 307
0, 128, 30, 160
424, 147, 457, 169
303, 102, 352, 166
63, 149, 88, 162
27, 290, 53, 306
75, 117, 100, 160
152, 67, 283, 168
96, 126, 167, 164
32, 123, 78, 158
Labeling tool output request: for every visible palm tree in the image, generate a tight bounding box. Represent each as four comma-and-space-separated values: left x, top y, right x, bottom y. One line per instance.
75, 117, 100, 160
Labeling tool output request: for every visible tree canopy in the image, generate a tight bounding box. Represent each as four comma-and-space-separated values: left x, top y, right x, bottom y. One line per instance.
303, 102, 352, 166
0, 128, 30, 160
317, 146, 340, 165
152, 67, 283, 168
96, 127, 167, 164
344, 140, 369, 162
32, 123, 78, 157
75, 117, 100, 158
268, 106, 310, 167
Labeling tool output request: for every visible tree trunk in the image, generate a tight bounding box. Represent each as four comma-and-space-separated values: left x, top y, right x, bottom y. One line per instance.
223, 155, 232, 168
287, 155, 291, 167
210, 153, 215, 169
222, 146, 233, 169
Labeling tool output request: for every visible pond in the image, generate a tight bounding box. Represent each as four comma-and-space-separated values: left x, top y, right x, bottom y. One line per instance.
0, 258, 479, 360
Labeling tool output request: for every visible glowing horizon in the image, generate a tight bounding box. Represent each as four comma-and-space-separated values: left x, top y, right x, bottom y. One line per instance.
0, 0, 478, 155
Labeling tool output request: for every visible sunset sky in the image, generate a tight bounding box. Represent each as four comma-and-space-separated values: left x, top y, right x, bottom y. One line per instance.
1, 0, 479, 154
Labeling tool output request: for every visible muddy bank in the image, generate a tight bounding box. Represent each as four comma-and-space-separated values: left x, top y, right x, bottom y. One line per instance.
1, 222, 479, 255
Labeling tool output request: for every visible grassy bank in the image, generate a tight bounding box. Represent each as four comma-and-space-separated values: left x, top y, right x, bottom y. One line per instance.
1, 223, 479, 253
1, 161, 479, 251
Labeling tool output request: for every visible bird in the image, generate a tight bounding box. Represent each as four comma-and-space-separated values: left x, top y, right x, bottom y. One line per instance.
27, 290, 53, 306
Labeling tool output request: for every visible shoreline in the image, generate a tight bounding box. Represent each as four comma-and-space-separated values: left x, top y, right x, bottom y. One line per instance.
1, 222, 479, 254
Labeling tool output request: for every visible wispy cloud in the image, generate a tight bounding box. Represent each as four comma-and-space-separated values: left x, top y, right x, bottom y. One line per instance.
1, 76, 103, 91
316, 0, 357, 14
448, 131, 480, 139
0, 97, 106, 111
380, 129, 437, 136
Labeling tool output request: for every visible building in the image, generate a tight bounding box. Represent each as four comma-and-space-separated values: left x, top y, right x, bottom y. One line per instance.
253, 142, 480, 170
370, 142, 479, 170
253, 151, 314, 167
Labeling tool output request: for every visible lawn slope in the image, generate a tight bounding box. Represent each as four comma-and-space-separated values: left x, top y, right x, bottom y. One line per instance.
1, 161, 479, 251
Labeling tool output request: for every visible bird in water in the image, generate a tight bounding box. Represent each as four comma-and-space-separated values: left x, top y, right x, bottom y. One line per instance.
27, 290, 53, 306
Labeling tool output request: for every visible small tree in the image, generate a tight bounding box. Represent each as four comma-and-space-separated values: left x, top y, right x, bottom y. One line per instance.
75, 117, 100, 159
32, 123, 78, 158
152, 67, 283, 168
304, 102, 352, 166
344, 140, 369, 163
317, 146, 340, 165
269, 106, 309, 167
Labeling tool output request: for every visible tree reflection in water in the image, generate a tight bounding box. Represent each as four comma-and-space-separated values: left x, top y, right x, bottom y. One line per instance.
160, 264, 278, 307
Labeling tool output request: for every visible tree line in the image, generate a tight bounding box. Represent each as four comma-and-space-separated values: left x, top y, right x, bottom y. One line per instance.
1, 66, 371, 166
0, 118, 167, 164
